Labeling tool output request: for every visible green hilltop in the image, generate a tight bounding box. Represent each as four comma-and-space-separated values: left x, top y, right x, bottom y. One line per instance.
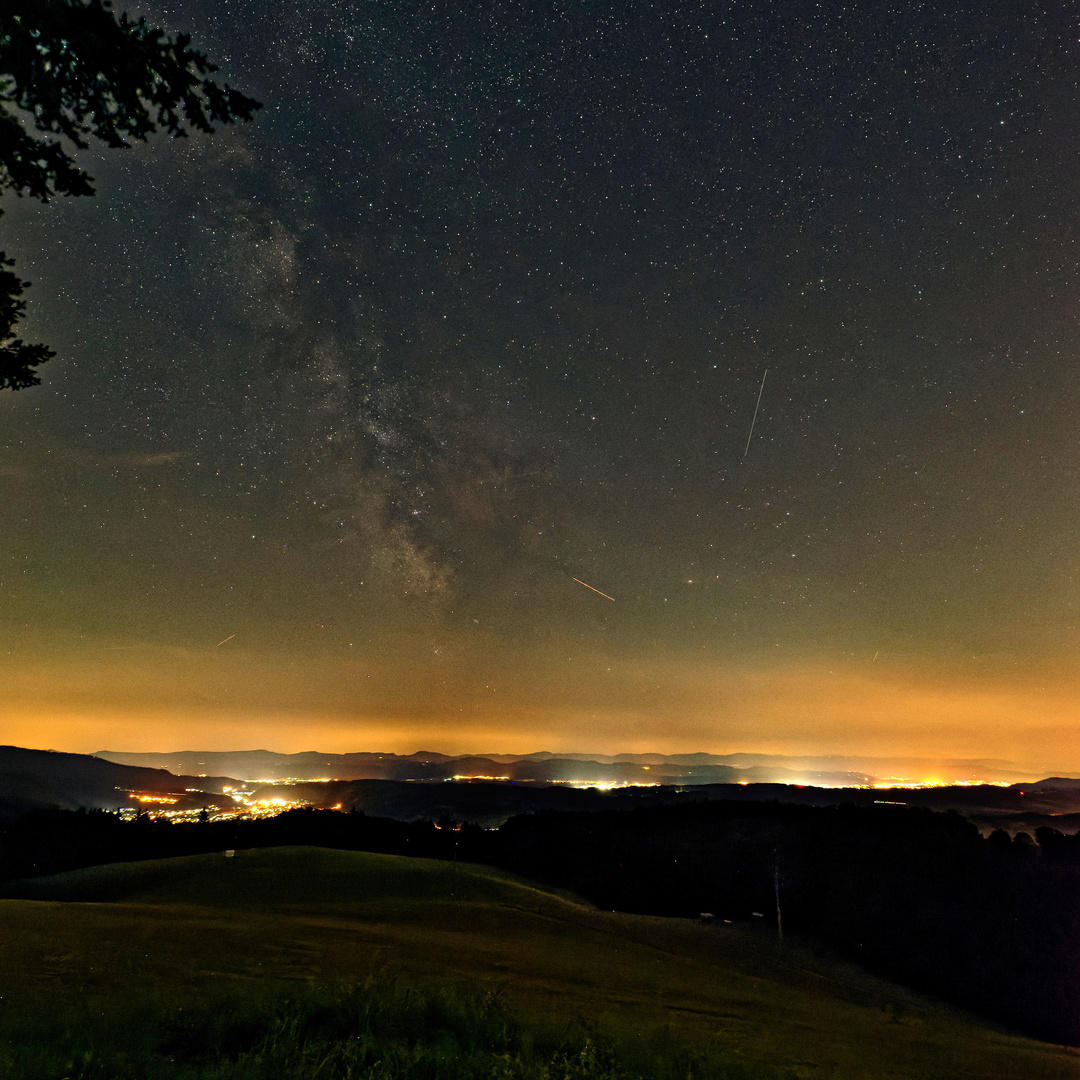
1, 847, 1077, 1079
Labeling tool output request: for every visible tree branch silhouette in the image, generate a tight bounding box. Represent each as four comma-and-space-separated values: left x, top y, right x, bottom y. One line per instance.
0, 0, 261, 389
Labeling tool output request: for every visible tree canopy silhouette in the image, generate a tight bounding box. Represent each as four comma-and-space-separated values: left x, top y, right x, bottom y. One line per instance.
0, 0, 260, 390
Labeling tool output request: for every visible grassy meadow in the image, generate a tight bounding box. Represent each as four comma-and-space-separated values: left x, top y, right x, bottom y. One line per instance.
1, 846, 1078, 1079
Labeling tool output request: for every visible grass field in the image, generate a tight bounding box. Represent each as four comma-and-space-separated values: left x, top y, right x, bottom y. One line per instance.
2, 846, 1079, 1078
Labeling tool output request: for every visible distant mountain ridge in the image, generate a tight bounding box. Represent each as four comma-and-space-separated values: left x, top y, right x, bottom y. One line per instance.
95, 748, 879, 787
94, 748, 1039, 786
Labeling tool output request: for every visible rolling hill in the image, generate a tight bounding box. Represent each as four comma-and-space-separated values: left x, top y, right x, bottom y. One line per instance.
2, 846, 1078, 1079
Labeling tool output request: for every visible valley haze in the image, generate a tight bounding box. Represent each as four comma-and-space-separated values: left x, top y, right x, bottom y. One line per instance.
6, 744, 1080, 837
96, 746, 1038, 787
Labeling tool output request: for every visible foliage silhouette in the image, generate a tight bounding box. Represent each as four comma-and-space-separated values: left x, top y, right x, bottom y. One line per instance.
0, 0, 260, 389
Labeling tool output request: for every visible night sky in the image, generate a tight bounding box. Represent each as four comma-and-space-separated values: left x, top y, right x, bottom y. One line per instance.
4, 0, 1080, 767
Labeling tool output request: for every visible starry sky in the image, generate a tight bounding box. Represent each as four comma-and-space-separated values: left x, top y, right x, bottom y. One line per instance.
4, 0, 1080, 767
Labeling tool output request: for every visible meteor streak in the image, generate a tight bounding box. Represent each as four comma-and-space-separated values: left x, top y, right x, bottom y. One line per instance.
215, 634, 236, 647
743, 368, 768, 458
573, 577, 616, 602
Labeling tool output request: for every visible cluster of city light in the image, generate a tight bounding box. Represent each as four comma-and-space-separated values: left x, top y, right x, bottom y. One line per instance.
117, 787, 315, 822
863, 779, 1013, 790
772, 779, 1014, 790
445, 774, 511, 782
554, 780, 663, 791
542, 777, 1015, 792
247, 777, 334, 785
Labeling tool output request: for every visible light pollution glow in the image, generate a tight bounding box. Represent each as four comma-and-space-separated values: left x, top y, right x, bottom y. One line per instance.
2, 638, 1077, 777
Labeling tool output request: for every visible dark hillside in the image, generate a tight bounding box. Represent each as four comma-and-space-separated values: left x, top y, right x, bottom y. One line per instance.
0, 745, 237, 813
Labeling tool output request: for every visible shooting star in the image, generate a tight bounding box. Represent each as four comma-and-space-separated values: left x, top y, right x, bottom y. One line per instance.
743, 368, 768, 459
215, 634, 236, 648
573, 577, 616, 602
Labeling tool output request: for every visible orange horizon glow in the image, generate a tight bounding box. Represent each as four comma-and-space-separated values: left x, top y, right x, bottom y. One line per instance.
3, 639, 1079, 775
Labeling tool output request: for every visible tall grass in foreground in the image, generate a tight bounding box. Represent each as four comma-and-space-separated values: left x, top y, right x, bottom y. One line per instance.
0, 981, 791, 1080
